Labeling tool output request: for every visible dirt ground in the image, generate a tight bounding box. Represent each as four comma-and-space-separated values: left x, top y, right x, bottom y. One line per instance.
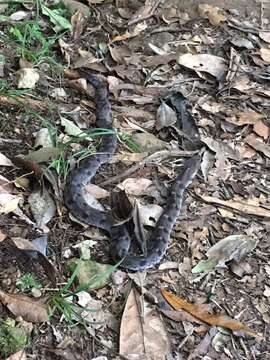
0, 1, 270, 359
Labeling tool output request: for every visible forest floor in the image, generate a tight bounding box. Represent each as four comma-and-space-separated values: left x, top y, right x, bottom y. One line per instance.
0, 1, 269, 359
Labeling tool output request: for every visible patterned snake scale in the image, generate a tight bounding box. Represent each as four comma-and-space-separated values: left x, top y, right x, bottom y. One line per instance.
64, 73, 202, 271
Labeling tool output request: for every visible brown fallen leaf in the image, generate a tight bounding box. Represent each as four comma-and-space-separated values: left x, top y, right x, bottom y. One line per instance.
192, 235, 256, 272
17, 68, 39, 89
120, 288, 170, 360
198, 4, 226, 26
0, 152, 13, 166
0, 229, 6, 242
128, 0, 162, 26
201, 135, 240, 161
119, 178, 152, 196
226, 110, 263, 126
245, 133, 270, 158
112, 23, 147, 42
161, 289, 262, 339
71, 11, 87, 40
259, 32, 270, 43
108, 44, 132, 64
260, 48, 270, 63
11, 237, 56, 285
187, 327, 218, 360
253, 121, 269, 139
0, 290, 49, 323
28, 188, 56, 228
6, 349, 27, 360
178, 53, 227, 81
156, 102, 177, 130
199, 195, 270, 218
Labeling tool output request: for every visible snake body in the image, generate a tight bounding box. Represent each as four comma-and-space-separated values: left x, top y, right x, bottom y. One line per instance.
64, 74, 201, 271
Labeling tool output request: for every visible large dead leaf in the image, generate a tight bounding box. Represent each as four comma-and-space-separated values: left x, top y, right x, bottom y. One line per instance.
201, 135, 240, 161
253, 121, 269, 139
119, 178, 152, 196
200, 195, 270, 218
0, 193, 21, 214
260, 48, 270, 63
226, 110, 263, 126
259, 31, 270, 43
120, 288, 170, 360
178, 54, 227, 80
112, 22, 147, 42
132, 132, 167, 152
156, 102, 177, 130
17, 68, 39, 89
161, 289, 262, 339
0, 290, 49, 323
198, 4, 226, 26
0, 152, 13, 166
11, 237, 56, 284
192, 235, 256, 272
28, 188, 56, 227
245, 133, 270, 158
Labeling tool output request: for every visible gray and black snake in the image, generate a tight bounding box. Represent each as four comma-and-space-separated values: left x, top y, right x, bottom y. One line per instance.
64, 73, 202, 271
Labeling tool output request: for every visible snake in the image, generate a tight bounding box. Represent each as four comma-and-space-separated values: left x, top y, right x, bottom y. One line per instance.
64, 73, 202, 271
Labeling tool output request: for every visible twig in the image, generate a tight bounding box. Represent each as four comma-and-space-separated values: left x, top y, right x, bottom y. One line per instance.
98, 149, 196, 186
0, 95, 56, 112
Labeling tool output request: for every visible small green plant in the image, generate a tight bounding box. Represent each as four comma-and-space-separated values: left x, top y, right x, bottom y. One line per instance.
118, 132, 141, 153
49, 259, 119, 327
0, 80, 29, 97
0, 318, 27, 358
9, 21, 60, 65
16, 273, 42, 291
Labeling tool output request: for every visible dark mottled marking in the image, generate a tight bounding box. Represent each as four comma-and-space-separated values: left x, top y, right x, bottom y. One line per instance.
157, 249, 163, 257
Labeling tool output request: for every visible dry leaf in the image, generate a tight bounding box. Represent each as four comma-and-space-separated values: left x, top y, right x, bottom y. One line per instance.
132, 132, 167, 152
226, 110, 263, 126
200, 194, 270, 218
17, 68, 39, 89
156, 102, 177, 130
11, 237, 56, 284
260, 48, 270, 63
201, 135, 240, 161
198, 4, 226, 26
34, 128, 54, 148
253, 121, 269, 139
85, 183, 109, 199
24, 146, 61, 163
120, 288, 170, 359
71, 10, 87, 40
245, 133, 270, 158
0, 229, 6, 242
28, 188, 56, 227
0, 290, 49, 323
193, 235, 256, 272
0, 152, 13, 166
112, 22, 147, 42
0, 193, 21, 214
259, 32, 270, 43
120, 178, 152, 196
128, 0, 160, 26
178, 53, 227, 80
108, 44, 131, 64
6, 349, 27, 360
137, 202, 163, 227
161, 289, 262, 339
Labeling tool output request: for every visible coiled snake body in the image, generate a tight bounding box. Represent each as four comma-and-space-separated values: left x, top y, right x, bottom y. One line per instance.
64, 74, 201, 271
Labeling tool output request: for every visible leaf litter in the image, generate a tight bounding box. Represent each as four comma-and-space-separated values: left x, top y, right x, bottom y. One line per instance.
0, 0, 270, 359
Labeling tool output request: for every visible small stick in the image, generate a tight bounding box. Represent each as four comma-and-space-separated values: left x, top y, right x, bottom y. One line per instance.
98, 149, 196, 186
